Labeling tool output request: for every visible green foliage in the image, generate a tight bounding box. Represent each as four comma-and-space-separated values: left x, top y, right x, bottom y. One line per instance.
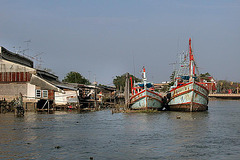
199, 72, 212, 82
200, 72, 211, 78
160, 85, 169, 92
113, 73, 141, 91
98, 84, 107, 87
168, 81, 174, 87
62, 71, 90, 84
217, 80, 239, 93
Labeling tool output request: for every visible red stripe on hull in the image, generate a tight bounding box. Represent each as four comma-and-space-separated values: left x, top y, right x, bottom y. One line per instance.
147, 90, 163, 99
170, 82, 209, 101
146, 95, 163, 104
130, 90, 145, 100
193, 90, 208, 101
195, 82, 209, 93
170, 81, 209, 93
131, 95, 163, 104
131, 95, 147, 104
130, 90, 162, 101
170, 82, 193, 92
170, 89, 193, 100
171, 89, 208, 101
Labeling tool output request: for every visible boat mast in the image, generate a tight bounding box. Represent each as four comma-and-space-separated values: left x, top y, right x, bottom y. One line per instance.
189, 38, 195, 80
143, 66, 147, 90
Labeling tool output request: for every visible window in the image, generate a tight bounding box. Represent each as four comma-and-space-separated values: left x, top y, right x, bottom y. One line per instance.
36, 89, 41, 98
42, 90, 48, 98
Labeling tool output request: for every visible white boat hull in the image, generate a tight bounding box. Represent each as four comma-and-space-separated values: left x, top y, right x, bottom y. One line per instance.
168, 82, 209, 111
130, 89, 163, 110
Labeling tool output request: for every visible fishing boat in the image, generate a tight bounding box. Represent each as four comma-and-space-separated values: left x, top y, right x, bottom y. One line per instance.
129, 67, 163, 110
167, 38, 209, 111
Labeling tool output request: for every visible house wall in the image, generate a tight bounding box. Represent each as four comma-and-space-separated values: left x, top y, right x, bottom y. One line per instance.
0, 60, 35, 83
0, 83, 27, 100
55, 90, 78, 105
0, 82, 37, 111
27, 83, 36, 100
0, 58, 36, 101
0, 59, 35, 73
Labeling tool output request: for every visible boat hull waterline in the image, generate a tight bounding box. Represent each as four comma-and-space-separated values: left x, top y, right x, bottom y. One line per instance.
168, 81, 209, 111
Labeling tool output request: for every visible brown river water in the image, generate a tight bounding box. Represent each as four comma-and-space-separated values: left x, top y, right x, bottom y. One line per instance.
0, 100, 240, 160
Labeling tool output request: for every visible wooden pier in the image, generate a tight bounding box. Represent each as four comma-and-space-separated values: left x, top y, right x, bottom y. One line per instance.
209, 93, 240, 99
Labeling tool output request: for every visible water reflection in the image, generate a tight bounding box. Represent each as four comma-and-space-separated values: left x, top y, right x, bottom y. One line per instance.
0, 101, 240, 159
164, 111, 210, 158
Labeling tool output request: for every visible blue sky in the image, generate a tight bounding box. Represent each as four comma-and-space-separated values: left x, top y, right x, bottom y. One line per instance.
0, 0, 239, 85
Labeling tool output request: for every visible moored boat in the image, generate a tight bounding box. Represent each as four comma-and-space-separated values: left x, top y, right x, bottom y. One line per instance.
167, 38, 209, 111
130, 67, 163, 110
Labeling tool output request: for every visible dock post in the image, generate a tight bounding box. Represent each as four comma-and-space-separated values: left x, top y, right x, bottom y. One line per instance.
93, 81, 98, 110
15, 93, 24, 116
48, 101, 50, 114
114, 90, 116, 107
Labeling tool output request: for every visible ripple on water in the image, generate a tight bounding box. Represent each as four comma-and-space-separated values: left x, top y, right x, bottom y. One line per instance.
0, 101, 240, 159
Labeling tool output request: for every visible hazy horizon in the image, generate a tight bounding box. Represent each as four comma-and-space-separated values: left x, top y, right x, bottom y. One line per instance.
1, 0, 239, 85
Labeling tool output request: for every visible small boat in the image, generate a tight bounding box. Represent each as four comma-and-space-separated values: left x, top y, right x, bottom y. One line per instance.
129, 67, 163, 110
167, 38, 209, 111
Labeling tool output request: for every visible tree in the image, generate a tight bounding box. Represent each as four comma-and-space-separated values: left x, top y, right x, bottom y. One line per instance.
62, 71, 90, 84
200, 72, 211, 78
113, 73, 141, 91
216, 80, 239, 93
200, 72, 212, 82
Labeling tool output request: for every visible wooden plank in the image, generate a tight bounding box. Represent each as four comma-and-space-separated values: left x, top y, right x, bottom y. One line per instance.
209, 93, 240, 98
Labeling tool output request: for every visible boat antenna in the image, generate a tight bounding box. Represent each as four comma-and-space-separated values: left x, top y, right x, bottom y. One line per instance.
169, 59, 177, 81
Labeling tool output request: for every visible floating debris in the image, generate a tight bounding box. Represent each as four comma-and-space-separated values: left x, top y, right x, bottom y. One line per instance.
55, 146, 61, 149
176, 116, 181, 119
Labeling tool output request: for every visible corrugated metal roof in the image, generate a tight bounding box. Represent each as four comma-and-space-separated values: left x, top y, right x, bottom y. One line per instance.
0, 46, 33, 68
30, 74, 64, 93
36, 69, 59, 81
55, 84, 77, 91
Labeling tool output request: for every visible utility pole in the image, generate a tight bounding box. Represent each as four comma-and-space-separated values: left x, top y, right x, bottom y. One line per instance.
93, 74, 97, 110
237, 82, 239, 94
